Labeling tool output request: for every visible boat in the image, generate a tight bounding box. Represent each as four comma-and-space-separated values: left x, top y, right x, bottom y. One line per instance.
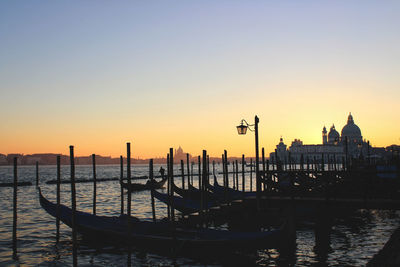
206, 176, 256, 200
121, 176, 167, 192
38, 188, 284, 251
152, 189, 218, 214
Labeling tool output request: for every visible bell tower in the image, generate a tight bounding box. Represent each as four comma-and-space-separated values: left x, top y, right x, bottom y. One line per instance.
322, 126, 327, 144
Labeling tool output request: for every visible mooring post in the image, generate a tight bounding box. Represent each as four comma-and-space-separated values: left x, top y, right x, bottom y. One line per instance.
186, 153, 190, 187
250, 158, 253, 191
207, 155, 210, 186
242, 155, 245, 194
127, 143, 132, 217
36, 161, 39, 187
232, 161, 235, 190
224, 150, 228, 188
235, 160, 239, 191
69, 146, 77, 267
56, 155, 61, 243
149, 159, 156, 222
200, 150, 206, 221
12, 157, 17, 259
221, 154, 226, 187
120, 156, 124, 215
180, 160, 185, 190
92, 154, 97, 215
198, 155, 201, 190
169, 148, 175, 221
166, 154, 171, 220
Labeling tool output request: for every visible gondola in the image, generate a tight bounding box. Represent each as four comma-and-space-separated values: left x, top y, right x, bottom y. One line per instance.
152, 189, 218, 214
206, 176, 256, 200
38, 189, 284, 251
121, 176, 167, 192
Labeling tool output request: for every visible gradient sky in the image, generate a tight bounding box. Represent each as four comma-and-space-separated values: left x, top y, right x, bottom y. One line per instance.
1, 1, 399, 158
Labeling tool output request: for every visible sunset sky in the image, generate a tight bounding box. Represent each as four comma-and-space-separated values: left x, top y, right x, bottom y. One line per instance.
1, 1, 399, 158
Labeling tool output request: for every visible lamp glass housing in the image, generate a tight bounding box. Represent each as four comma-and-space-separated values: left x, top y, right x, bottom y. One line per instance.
237, 124, 248, 135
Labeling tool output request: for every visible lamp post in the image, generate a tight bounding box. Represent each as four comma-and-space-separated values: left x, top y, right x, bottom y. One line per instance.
237, 115, 260, 210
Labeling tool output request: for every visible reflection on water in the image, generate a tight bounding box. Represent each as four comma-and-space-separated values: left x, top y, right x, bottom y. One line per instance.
0, 164, 399, 266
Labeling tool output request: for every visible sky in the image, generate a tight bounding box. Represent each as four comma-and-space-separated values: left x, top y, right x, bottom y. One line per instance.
1, 1, 399, 158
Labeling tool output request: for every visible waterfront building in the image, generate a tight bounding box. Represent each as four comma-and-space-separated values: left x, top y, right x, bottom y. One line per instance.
270, 113, 371, 164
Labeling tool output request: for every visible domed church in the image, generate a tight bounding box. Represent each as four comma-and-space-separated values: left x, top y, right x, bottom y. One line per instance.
270, 113, 370, 164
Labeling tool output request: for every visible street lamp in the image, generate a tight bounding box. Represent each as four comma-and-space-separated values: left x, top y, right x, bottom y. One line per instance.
236, 115, 260, 210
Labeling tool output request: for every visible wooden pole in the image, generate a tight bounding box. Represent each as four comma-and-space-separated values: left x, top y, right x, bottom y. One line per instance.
222, 154, 226, 187
250, 158, 253, 192
70, 146, 77, 267
120, 156, 124, 215
201, 150, 206, 220
224, 150, 228, 188
169, 148, 175, 221
149, 159, 156, 222
198, 155, 201, 189
35, 161, 39, 187
12, 157, 17, 259
232, 161, 235, 190
235, 160, 239, 191
186, 153, 190, 187
92, 154, 97, 215
166, 154, 171, 220
180, 160, 185, 190
242, 155, 245, 193
56, 155, 61, 243
127, 143, 132, 218
207, 155, 210, 186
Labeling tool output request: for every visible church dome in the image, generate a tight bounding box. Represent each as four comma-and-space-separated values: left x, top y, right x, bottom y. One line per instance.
328, 124, 340, 143
341, 113, 362, 140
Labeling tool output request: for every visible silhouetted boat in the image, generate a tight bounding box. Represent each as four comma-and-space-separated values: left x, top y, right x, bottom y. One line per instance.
152, 189, 218, 214
38, 189, 283, 251
121, 177, 167, 192
207, 176, 256, 200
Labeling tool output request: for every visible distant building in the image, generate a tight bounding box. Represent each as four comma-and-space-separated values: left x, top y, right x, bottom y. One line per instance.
174, 146, 192, 162
270, 113, 371, 163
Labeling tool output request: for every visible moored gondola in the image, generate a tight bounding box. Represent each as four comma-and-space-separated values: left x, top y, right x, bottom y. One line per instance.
38, 188, 285, 251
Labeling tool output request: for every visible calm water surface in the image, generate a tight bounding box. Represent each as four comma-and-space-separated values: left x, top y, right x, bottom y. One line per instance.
0, 164, 399, 266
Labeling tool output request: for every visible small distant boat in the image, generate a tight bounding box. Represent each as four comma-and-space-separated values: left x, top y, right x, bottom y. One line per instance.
121, 177, 167, 192
38, 189, 284, 251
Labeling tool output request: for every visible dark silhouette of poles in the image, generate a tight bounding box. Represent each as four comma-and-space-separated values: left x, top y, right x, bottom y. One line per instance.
92, 154, 97, 215
149, 159, 156, 222
250, 158, 253, 191
198, 156, 201, 189
12, 158, 17, 259
180, 160, 185, 189
242, 155, 245, 194
36, 161, 39, 187
166, 154, 171, 220
232, 161, 235, 190
254, 116, 260, 211
126, 143, 132, 267
127, 143, 132, 218
169, 148, 175, 221
235, 160, 239, 191
120, 156, 124, 215
186, 153, 190, 187
56, 155, 61, 243
69, 146, 77, 267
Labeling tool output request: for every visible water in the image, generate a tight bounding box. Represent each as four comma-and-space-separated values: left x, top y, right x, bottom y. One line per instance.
0, 164, 399, 266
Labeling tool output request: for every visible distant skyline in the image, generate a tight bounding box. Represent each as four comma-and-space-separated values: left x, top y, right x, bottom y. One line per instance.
1, 1, 399, 158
